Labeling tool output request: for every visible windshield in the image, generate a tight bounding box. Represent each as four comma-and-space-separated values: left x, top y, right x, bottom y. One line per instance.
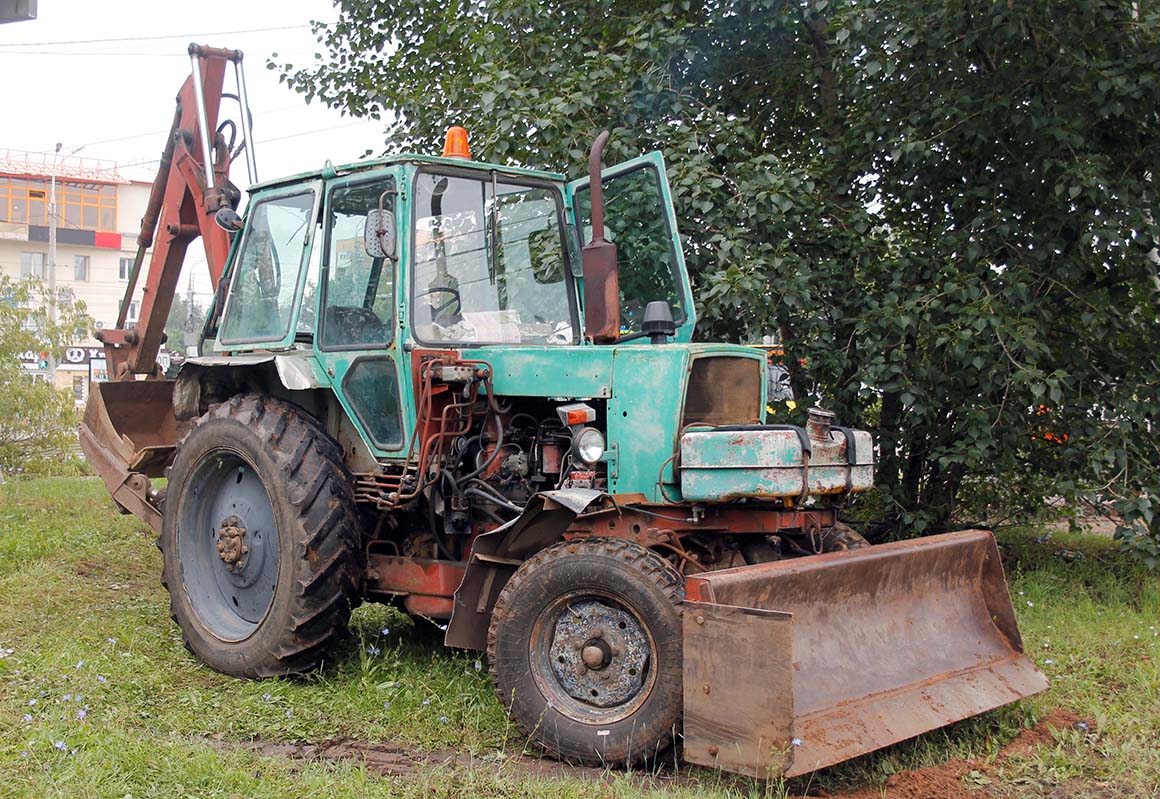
219, 190, 315, 345
411, 171, 574, 345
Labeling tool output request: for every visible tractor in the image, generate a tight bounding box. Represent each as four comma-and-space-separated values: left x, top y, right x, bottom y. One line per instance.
80, 46, 1046, 778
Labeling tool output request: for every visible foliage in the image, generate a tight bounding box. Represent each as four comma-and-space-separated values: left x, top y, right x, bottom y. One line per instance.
278, 0, 1160, 561
0, 276, 93, 476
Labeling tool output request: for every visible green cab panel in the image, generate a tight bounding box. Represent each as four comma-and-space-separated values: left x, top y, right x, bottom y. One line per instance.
475, 346, 614, 399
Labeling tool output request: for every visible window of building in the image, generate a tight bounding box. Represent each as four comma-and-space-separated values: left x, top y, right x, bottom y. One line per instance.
20, 251, 46, 279
119, 299, 139, 324
119, 257, 133, 280
72, 374, 85, 401
0, 176, 118, 231
74, 255, 89, 281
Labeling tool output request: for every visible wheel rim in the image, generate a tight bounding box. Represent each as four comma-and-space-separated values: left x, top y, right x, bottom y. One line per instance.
530, 590, 658, 724
177, 449, 280, 642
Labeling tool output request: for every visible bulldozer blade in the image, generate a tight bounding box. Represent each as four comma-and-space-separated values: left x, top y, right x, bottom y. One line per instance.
682, 529, 1048, 778
79, 379, 182, 533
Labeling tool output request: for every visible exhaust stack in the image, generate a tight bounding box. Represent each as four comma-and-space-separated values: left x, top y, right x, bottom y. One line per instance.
582, 131, 620, 344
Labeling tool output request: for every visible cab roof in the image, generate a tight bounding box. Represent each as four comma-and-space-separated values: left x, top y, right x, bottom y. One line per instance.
248, 153, 566, 193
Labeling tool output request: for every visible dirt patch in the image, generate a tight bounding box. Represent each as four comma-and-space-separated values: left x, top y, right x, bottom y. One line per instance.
239, 709, 1091, 795
820, 709, 1091, 799
238, 738, 694, 788
998, 709, 1084, 761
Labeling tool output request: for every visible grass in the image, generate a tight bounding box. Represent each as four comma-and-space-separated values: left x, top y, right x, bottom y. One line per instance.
0, 477, 1157, 798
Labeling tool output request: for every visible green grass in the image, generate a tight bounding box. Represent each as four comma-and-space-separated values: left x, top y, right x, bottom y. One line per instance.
0, 477, 1157, 798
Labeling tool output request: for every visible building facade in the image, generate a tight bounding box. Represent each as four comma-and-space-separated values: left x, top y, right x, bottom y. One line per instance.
0, 149, 162, 404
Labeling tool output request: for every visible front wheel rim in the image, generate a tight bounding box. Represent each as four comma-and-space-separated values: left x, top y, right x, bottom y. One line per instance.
529, 590, 658, 724
177, 449, 280, 642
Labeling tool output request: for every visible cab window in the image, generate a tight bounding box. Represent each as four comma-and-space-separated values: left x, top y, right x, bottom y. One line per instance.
574, 165, 684, 338
219, 191, 315, 345
320, 178, 396, 349
411, 171, 574, 345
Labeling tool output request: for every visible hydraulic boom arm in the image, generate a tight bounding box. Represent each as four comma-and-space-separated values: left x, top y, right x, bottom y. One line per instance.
96, 44, 255, 379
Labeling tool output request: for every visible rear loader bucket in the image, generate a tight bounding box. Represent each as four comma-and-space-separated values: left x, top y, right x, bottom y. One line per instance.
78, 379, 181, 533
682, 530, 1048, 778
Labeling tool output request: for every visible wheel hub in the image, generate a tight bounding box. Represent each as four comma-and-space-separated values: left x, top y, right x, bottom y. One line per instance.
549, 599, 649, 708
215, 515, 250, 572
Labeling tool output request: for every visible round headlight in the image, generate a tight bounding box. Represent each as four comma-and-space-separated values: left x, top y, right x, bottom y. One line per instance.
573, 427, 605, 465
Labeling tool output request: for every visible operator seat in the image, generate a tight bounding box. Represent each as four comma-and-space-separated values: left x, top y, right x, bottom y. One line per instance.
324, 305, 387, 347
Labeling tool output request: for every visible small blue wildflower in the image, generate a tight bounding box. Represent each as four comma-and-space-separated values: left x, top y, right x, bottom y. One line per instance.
1076, 721, 1088, 730
422, 698, 431, 706
106, 638, 116, 645
285, 709, 292, 718
63, 694, 72, 701
97, 676, 107, 684
20, 751, 28, 758
74, 694, 82, 702
262, 693, 273, 702
53, 741, 67, 752
383, 701, 391, 710
474, 660, 482, 671
439, 715, 449, 723
75, 660, 84, 669
381, 627, 391, 636
76, 709, 87, 720
791, 738, 803, 747
22, 713, 32, 723
27, 698, 36, 706
366, 645, 382, 656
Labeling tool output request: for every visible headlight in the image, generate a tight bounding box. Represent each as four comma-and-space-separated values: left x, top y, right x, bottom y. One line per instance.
572, 427, 605, 465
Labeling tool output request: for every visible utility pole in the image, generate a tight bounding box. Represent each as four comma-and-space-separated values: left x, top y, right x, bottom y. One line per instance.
46, 142, 60, 387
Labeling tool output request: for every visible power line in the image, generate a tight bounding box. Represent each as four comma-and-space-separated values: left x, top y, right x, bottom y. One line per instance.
75, 105, 307, 149
0, 24, 307, 48
0, 50, 189, 57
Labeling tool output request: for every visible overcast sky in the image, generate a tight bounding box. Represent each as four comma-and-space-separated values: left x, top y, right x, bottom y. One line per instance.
0, 0, 389, 301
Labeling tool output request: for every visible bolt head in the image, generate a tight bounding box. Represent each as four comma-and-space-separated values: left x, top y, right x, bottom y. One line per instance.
581, 644, 606, 669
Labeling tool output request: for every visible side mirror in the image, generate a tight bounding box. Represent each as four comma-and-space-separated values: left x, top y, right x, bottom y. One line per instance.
364, 209, 396, 259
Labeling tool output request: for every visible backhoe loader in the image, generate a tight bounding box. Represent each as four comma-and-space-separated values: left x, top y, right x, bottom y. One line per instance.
80, 45, 1047, 778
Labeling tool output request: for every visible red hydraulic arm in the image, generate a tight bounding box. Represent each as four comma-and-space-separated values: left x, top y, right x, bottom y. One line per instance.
96, 44, 251, 380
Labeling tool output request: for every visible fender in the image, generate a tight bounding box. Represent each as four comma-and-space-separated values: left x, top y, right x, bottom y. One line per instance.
173, 351, 323, 420
446, 489, 611, 650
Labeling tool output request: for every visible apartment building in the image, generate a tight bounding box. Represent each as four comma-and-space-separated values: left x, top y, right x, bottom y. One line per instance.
0, 149, 162, 404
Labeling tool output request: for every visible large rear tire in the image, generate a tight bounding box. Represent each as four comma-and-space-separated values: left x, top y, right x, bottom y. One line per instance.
488, 537, 684, 767
160, 394, 362, 678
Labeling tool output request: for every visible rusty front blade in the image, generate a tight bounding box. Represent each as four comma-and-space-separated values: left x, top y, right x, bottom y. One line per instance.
682, 530, 1049, 778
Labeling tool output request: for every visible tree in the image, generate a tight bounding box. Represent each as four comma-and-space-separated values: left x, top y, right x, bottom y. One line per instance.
0, 276, 94, 475
279, 0, 1160, 563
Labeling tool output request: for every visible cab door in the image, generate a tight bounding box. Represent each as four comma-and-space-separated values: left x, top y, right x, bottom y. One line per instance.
566, 152, 696, 342
313, 167, 411, 458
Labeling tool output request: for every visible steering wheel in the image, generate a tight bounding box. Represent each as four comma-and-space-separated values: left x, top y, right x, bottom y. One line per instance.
417, 286, 462, 321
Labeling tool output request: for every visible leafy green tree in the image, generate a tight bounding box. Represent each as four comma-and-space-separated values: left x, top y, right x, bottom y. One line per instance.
280, 0, 1160, 563
0, 276, 93, 475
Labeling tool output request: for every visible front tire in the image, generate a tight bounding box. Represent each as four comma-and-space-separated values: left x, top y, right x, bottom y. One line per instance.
488, 537, 684, 767
160, 394, 362, 678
